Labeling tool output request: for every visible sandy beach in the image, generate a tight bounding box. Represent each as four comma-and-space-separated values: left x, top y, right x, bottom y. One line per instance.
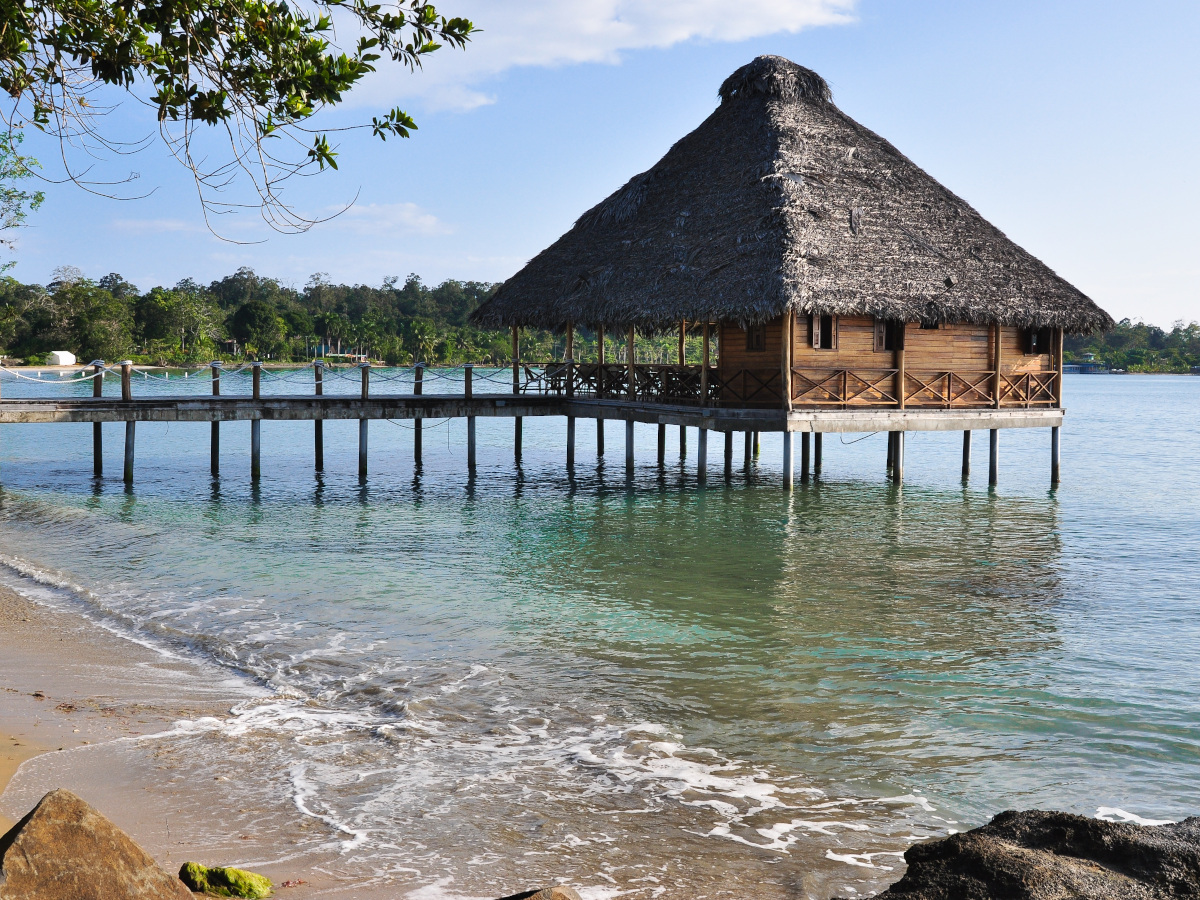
0, 582, 362, 897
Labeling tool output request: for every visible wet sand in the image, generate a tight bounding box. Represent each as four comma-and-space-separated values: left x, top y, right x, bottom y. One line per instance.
0, 584, 351, 895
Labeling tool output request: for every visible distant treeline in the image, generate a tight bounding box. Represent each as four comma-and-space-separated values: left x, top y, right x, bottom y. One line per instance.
0, 267, 713, 366
1065, 319, 1200, 373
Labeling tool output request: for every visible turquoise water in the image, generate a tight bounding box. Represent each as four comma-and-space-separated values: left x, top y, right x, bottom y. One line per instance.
0, 370, 1197, 898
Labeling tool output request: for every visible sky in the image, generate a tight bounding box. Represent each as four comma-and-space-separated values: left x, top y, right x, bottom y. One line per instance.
10, 0, 1200, 326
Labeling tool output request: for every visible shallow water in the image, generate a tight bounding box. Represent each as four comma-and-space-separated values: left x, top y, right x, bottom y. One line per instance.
0, 370, 1197, 899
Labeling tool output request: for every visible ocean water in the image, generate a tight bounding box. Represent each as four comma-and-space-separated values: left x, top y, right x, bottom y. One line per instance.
0, 368, 1197, 898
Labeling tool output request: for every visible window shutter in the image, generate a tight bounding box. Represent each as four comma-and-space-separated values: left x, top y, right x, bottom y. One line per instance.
874, 318, 886, 352
809, 314, 819, 349
831, 316, 838, 350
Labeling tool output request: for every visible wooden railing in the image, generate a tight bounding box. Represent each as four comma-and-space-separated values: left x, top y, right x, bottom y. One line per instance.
517, 363, 1060, 408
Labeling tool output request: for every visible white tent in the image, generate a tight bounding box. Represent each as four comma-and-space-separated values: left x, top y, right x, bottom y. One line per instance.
47, 351, 76, 366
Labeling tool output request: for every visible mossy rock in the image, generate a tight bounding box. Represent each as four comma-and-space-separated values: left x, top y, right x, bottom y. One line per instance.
179, 861, 273, 898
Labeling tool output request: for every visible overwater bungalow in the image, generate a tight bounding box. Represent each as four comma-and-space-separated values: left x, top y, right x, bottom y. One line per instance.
472, 56, 1113, 485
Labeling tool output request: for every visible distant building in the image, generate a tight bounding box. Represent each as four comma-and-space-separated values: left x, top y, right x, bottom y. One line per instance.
47, 351, 77, 366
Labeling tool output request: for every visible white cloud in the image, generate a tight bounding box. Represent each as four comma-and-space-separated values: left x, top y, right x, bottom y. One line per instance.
362, 0, 858, 110
332, 201, 452, 236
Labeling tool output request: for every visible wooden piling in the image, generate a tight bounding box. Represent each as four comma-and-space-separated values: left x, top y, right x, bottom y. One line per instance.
414, 363, 424, 466
465, 364, 476, 470
120, 360, 132, 402
886, 431, 895, 470
359, 362, 371, 479
989, 429, 999, 486
962, 430, 971, 481
1051, 426, 1061, 487
211, 361, 221, 475
567, 416, 576, 468
92, 361, 104, 477
800, 432, 810, 483
657, 423, 665, 466
597, 325, 606, 453
892, 431, 904, 484
697, 427, 707, 483
724, 430, 733, 479
744, 431, 752, 467
753, 431, 760, 456
251, 420, 261, 481
782, 432, 793, 491
512, 328, 522, 461
252, 361, 261, 401
313, 361, 324, 471
680, 426, 687, 458
814, 433, 823, 476
701, 323, 710, 406
625, 420, 634, 474
597, 420, 605, 456
123, 421, 134, 484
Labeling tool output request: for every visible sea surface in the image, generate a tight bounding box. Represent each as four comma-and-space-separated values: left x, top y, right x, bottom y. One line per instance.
0, 367, 1197, 899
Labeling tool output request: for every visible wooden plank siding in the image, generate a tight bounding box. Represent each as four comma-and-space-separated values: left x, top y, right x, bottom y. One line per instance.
717, 317, 1059, 408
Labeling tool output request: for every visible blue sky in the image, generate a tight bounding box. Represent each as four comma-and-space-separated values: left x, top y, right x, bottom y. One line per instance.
12, 0, 1200, 325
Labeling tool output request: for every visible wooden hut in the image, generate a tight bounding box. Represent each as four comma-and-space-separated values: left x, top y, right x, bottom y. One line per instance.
471, 56, 1113, 484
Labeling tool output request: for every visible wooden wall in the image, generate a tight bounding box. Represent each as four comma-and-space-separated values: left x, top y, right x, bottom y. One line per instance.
719, 317, 784, 374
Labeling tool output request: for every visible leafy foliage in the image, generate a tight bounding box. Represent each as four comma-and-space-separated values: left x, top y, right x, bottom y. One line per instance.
0, 133, 43, 270
0, 0, 472, 230
1065, 319, 1200, 373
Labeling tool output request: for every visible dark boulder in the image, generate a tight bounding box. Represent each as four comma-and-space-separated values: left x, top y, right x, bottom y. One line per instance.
861, 809, 1200, 900
0, 788, 192, 900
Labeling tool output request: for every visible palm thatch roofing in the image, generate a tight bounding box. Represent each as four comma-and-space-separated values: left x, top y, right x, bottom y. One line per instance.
471, 56, 1112, 336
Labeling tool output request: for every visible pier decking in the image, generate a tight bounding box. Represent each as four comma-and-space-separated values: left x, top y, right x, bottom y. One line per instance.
0, 360, 1063, 489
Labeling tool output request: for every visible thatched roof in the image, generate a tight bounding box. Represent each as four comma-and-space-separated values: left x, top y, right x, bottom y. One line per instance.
471, 56, 1112, 335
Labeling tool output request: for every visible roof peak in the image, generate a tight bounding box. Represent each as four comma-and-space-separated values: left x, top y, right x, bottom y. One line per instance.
719, 56, 832, 105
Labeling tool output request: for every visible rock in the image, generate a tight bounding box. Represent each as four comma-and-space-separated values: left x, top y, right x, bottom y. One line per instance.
858, 809, 1200, 900
0, 788, 192, 900
495, 888, 582, 900
178, 862, 272, 899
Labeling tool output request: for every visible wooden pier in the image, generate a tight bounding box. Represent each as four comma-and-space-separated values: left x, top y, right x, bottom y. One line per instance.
0, 360, 1063, 488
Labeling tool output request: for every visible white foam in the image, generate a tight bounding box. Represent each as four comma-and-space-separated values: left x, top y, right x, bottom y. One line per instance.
1095, 807, 1174, 826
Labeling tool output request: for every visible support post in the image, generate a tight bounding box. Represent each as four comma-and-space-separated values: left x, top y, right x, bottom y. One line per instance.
123, 421, 135, 485
414, 363, 424, 466
252, 361, 261, 401
251, 420, 261, 481
753, 431, 760, 456
962, 431, 971, 481
892, 432, 904, 484
782, 432, 793, 491
701, 323, 710, 406
565, 323, 574, 399
989, 429, 999, 486
314, 361, 324, 472
92, 360, 104, 477
781, 311, 793, 412
511, 328, 522, 463
697, 427, 707, 483
625, 420, 634, 475
678, 321, 686, 365
800, 432, 811, 484
567, 416, 575, 468
724, 431, 733, 479
627, 325, 636, 398
744, 431, 752, 467
211, 361, 222, 476
814, 433, 823, 477
597, 419, 605, 456
896, 326, 906, 409
992, 324, 1003, 409
657, 423, 665, 466
359, 362, 370, 479
120, 360, 133, 402
1051, 426, 1061, 487
465, 364, 476, 470
680, 426, 687, 458
598, 323, 606, 397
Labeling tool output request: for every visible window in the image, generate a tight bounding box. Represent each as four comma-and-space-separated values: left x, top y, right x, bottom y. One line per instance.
745, 323, 766, 352
919, 321, 940, 330
873, 318, 904, 352
809, 313, 837, 350
1022, 327, 1054, 355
